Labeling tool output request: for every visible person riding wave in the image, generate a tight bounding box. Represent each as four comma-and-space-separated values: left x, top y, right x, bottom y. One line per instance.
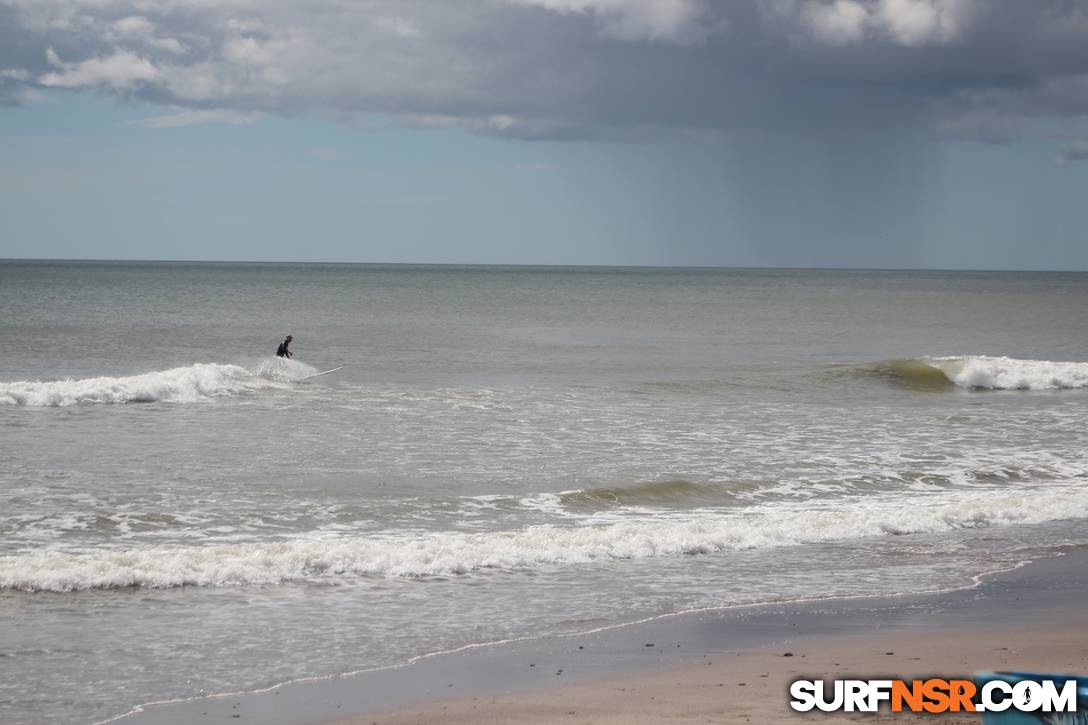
276, 335, 293, 358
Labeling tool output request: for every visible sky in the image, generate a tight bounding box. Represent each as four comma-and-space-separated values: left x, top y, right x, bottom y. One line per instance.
1, 0, 1087, 269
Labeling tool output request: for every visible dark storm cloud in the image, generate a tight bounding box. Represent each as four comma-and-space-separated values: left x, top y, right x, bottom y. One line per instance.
1, 0, 1087, 139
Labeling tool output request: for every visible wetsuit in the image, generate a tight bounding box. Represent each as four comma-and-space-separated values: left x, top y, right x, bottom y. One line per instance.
276, 340, 292, 358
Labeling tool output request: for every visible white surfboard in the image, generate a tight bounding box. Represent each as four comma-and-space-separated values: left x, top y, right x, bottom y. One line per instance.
300, 366, 343, 380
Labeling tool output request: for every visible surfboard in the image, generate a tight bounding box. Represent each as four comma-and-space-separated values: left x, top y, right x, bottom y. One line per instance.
300, 366, 343, 380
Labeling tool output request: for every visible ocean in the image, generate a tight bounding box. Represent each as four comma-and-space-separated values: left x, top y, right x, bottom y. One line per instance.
2, 260, 1087, 723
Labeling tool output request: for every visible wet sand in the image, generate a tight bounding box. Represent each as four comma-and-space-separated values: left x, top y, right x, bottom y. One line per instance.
121, 548, 1088, 725
345, 614, 1087, 725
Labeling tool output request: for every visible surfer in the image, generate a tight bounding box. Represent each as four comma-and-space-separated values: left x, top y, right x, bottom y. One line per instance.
276, 335, 294, 358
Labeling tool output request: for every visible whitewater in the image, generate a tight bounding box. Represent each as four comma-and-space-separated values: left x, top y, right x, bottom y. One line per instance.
930, 355, 1088, 390
0, 358, 317, 406
853, 355, 1088, 391
3, 483, 1087, 592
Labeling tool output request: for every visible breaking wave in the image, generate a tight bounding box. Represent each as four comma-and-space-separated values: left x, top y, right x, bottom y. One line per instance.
0, 359, 318, 407
859, 356, 1088, 391
557, 478, 725, 507
5, 485, 1087, 592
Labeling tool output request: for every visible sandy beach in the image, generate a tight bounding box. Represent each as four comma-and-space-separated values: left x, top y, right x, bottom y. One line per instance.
121, 548, 1088, 725
343, 558, 1088, 725
346, 618, 1087, 725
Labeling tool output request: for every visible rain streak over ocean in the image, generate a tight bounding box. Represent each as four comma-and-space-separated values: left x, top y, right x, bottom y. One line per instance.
2, 261, 1087, 723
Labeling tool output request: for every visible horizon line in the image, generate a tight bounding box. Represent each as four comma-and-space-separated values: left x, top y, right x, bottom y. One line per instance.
2, 257, 1087, 275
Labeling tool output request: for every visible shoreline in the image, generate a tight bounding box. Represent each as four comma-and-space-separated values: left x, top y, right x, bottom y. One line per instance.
115, 545, 1088, 725
349, 608, 1088, 725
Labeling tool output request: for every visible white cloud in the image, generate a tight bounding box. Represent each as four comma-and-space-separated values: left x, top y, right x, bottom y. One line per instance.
804, 0, 869, 44
131, 107, 260, 128
875, 0, 971, 45
113, 15, 155, 39
106, 14, 186, 54
398, 112, 596, 141
780, 0, 975, 46
223, 36, 271, 66
39, 49, 158, 89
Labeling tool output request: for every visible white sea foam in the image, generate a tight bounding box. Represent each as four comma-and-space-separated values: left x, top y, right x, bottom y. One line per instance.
930, 356, 1088, 390
5, 485, 1087, 592
0, 359, 317, 406
252, 357, 318, 382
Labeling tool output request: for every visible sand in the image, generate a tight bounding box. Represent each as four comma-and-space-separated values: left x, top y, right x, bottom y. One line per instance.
122, 550, 1088, 725
343, 614, 1087, 725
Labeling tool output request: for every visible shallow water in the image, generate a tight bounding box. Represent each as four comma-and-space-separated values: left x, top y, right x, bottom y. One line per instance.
1, 261, 1087, 723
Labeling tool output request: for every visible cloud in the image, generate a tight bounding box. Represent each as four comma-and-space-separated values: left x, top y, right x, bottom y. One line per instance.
39, 48, 157, 89
131, 107, 260, 128
802, 0, 869, 44
506, 0, 717, 44
113, 15, 155, 39
1056, 141, 1088, 164
873, 0, 971, 45
109, 15, 186, 53
771, 0, 974, 46
398, 112, 603, 141
0, 0, 1086, 142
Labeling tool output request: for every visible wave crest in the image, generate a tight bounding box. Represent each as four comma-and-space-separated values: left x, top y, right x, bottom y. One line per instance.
4, 486, 1085, 592
557, 479, 740, 507
860, 356, 1088, 391
0, 359, 318, 407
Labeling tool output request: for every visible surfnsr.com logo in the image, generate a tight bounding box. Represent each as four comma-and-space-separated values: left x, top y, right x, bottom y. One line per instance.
789, 678, 1081, 715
